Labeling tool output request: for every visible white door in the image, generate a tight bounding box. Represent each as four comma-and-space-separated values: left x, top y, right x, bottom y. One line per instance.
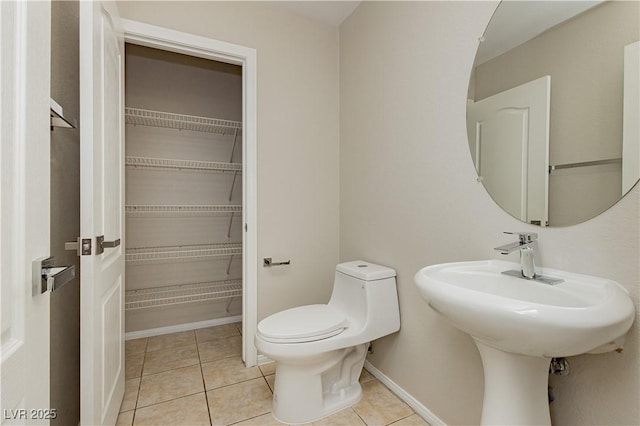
468, 76, 550, 225
1, 1, 52, 423
79, 1, 126, 424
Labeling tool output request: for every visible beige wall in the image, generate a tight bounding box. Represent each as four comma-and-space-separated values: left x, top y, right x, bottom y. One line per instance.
117, 1, 341, 320
117, 1, 639, 424
340, 2, 639, 425
472, 1, 640, 226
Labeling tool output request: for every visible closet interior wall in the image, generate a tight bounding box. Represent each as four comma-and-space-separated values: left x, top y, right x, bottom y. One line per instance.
124, 44, 243, 333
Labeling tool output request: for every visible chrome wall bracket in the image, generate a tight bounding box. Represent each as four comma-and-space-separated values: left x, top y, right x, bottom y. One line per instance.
263, 258, 291, 267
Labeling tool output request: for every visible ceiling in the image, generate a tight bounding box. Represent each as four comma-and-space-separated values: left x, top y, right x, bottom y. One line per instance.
269, 1, 361, 26
268, 1, 604, 55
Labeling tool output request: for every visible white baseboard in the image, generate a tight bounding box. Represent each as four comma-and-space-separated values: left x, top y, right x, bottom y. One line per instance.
124, 315, 242, 340
364, 360, 446, 426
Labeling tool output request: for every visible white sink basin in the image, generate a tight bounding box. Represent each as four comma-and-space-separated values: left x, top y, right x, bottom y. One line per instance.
415, 259, 635, 357
415, 260, 636, 425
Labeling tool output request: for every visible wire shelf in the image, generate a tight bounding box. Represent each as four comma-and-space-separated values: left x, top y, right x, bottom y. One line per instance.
126, 242, 242, 264
125, 107, 242, 135
126, 156, 242, 173
126, 205, 242, 217
125, 279, 242, 310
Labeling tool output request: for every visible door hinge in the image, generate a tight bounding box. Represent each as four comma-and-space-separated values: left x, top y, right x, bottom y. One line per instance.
65, 237, 92, 256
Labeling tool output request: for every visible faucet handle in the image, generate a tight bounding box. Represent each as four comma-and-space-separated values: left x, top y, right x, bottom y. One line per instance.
504, 231, 538, 243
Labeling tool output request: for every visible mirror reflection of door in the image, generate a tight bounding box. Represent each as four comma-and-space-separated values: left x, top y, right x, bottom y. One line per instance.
468, 76, 550, 226
468, 1, 639, 227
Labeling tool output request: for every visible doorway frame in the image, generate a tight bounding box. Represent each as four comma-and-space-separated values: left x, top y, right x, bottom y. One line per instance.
121, 19, 258, 366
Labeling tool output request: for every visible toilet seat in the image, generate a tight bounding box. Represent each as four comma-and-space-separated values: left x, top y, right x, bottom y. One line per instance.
257, 304, 348, 343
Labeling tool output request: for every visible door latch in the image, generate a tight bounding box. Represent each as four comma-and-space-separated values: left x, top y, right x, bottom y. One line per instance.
65, 237, 92, 256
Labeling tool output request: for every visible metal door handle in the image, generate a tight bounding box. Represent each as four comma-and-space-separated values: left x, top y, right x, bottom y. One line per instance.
32, 256, 76, 295
97, 235, 120, 254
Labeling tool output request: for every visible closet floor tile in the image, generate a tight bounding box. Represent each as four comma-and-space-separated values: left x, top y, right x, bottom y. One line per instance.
125, 338, 148, 357
125, 352, 145, 380
233, 322, 242, 335
197, 335, 242, 363
201, 355, 261, 390
146, 331, 195, 352
137, 364, 204, 408
195, 324, 240, 343
142, 344, 199, 376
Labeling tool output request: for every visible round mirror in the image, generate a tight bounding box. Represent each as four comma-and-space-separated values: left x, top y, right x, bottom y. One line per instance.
467, 1, 639, 227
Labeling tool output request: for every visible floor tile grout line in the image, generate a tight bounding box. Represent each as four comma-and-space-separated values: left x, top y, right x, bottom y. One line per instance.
135, 390, 209, 411
195, 327, 241, 345
136, 361, 201, 381
133, 375, 142, 414
262, 374, 274, 394
352, 406, 369, 426
140, 361, 201, 378
204, 374, 267, 393
200, 352, 244, 366
386, 412, 421, 426
195, 335, 214, 426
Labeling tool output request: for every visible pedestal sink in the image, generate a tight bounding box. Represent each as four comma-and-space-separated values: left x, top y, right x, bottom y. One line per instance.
415, 260, 635, 426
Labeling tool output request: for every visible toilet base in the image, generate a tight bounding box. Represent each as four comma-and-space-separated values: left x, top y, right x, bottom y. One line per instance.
272, 382, 362, 425
270, 343, 369, 424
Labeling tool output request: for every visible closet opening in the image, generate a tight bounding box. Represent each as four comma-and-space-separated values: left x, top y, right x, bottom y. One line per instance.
121, 22, 257, 368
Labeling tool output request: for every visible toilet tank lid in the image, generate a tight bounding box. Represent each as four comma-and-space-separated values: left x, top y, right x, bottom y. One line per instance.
336, 260, 396, 281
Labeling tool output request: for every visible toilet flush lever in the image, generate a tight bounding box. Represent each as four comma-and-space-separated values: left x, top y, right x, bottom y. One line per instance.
263, 258, 291, 267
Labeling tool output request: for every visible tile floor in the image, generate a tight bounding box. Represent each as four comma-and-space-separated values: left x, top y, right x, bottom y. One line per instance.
119, 323, 430, 426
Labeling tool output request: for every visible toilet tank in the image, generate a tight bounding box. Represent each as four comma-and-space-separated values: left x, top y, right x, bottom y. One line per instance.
328, 261, 400, 340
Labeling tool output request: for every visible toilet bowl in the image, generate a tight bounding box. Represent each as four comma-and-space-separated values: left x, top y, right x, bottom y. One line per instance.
255, 260, 400, 424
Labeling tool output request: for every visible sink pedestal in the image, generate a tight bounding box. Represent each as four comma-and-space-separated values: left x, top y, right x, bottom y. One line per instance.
475, 340, 552, 426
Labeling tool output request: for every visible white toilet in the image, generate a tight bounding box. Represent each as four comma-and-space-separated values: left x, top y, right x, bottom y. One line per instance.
255, 260, 400, 424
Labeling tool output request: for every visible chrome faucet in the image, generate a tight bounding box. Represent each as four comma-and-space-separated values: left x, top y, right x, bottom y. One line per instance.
494, 232, 538, 279
494, 232, 563, 284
